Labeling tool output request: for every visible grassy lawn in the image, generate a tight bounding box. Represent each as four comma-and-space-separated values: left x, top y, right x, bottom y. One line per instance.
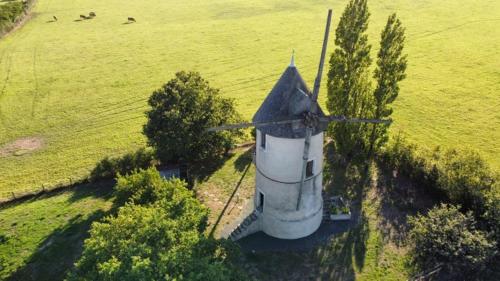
195, 147, 256, 238
0, 0, 498, 199
0, 183, 114, 280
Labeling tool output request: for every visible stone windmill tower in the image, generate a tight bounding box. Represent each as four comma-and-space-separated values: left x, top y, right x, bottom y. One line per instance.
209, 10, 388, 240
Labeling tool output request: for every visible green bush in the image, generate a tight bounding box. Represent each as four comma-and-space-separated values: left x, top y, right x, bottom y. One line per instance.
90, 148, 156, 181
114, 168, 206, 233
379, 134, 498, 213
67, 203, 247, 281
0, 2, 24, 28
379, 134, 442, 197
68, 169, 248, 281
408, 204, 496, 278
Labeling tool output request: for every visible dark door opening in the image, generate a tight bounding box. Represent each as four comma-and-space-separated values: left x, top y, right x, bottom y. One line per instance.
258, 192, 264, 212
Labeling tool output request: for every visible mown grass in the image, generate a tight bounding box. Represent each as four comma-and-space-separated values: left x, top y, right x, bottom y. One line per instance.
0, 183, 114, 280
0, 0, 498, 199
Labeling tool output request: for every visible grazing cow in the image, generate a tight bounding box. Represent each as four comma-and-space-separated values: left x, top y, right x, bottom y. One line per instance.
80, 15, 87, 20
89, 12, 96, 18
53, 16, 58, 21
127, 17, 136, 23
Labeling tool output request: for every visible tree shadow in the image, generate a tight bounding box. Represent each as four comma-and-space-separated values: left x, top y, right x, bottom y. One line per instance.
375, 165, 439, 246
319, 143, 372, 277
66, 180, 115, 204
233, 147, 254, 172
7, 207, 116, 281
188, 153, 232, 184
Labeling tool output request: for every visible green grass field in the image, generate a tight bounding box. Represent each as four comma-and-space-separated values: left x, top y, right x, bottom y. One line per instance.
0, 184, 114, 280
0, 0, 499, 199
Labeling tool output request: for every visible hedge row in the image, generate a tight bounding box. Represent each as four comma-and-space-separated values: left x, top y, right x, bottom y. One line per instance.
0, 1, 29, 34
379, 134, 499, 242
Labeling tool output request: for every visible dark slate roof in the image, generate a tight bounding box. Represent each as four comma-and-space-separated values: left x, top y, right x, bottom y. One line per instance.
252, 65, 326, 139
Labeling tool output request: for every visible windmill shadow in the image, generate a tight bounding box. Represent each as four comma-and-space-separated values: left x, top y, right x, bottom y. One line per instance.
208, 159, 252, 238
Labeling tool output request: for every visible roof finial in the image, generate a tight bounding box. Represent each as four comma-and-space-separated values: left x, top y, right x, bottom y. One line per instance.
290, 49, 296, 67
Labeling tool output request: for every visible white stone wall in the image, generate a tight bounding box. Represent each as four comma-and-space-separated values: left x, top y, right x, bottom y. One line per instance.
254, 130, 324, 239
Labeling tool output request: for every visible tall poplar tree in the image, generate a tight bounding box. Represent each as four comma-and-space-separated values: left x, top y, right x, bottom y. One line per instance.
327, 0, 373, 161
368, 14, 407, 155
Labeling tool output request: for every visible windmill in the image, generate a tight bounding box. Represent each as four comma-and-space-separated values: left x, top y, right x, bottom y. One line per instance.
209, 10, 390, 240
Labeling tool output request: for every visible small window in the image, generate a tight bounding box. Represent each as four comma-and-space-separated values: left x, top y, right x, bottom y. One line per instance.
306, 160, 314, 178
261, 132, 266, 149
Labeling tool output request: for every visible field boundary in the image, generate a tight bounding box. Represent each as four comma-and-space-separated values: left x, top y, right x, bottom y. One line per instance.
0, 142, 256, 207
0, 178, 114, 209
0, 0, 37, 40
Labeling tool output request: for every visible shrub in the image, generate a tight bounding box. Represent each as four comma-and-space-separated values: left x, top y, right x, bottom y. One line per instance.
408, 204, 496, 278
90, 148, 156, 181
67, 203, 246, 281
113, 168, 206, 232
143, 71, 242, 167
379, 134, 498, 214
68, 169, 248, 281
379, 134, 442, 197
0, 2, 24, 28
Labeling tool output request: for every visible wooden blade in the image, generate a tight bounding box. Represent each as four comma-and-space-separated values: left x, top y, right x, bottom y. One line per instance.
319, 116, 392, 124
311, 9, 333, 104
297, 9, 332, 210
207, 118, 304, 132
296, 127, 313, 211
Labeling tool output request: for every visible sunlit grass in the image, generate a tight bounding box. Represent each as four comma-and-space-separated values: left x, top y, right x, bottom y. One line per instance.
0, 0, 498, 199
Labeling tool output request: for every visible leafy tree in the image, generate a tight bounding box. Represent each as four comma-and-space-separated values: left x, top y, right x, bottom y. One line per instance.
368, 13, 407, 155
143, 71, 242, 167
326, 0, 373, 161
68, 169, 248, 281
408, 204, 497, 278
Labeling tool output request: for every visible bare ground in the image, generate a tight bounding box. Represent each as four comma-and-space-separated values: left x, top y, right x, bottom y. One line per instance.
0, 137, 44, 157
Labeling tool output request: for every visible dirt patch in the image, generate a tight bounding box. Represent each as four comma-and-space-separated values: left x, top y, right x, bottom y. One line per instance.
0, 137, 44, 157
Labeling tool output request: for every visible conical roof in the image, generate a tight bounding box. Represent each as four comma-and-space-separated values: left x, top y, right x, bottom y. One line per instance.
252, 64, 325, 139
